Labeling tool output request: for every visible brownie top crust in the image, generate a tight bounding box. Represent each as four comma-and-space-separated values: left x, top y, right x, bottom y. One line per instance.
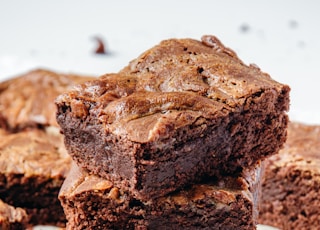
56, 35, 290, 143
269, 122, 320, 172
0, 69, 95, 132
0, 127, 70, 177
0, 199, 28, 226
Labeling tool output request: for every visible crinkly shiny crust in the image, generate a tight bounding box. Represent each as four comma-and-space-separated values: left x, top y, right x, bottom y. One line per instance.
56, 35, 290, 200
0, 69, 95, 132
58, 35, 289, 143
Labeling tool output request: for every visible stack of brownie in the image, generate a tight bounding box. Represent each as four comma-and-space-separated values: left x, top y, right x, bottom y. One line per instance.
0, 69, 95, 228
56, 35, 290, 229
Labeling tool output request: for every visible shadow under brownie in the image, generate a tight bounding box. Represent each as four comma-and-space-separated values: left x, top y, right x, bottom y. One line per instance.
59, 161, 262, 230
259, 122, 320, 229
56, 35, 290, 201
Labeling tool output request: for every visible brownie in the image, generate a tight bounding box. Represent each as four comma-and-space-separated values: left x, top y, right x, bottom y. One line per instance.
59, 161, 262, 230
0, 127, 71, 226
0, 68, 95, 132
0, 199, 28, 230
56, 35, 290, 200
259, 122, 320, 229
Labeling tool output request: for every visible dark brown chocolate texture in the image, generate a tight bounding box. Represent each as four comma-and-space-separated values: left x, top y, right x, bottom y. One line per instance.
56, 35, 290, 201
259, 122, 320, 229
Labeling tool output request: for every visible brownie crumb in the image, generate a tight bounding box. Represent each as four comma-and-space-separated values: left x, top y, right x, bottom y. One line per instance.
93, 36, 107, 55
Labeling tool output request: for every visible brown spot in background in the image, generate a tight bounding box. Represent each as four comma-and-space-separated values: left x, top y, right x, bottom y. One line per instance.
239, 23, 250, 33
289, 20, 298, 29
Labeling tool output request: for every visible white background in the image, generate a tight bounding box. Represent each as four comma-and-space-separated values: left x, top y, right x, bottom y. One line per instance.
1, 0, 320, 125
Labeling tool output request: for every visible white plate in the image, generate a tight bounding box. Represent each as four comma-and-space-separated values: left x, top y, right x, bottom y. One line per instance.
257, 224, 279, 230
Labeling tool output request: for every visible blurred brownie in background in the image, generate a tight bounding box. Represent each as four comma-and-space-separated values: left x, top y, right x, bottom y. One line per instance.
0, 199, 28, 230
0, 69, 94, 132
0, 69, 95, 227
259, 122, 320, 229
0, 128, 70, 226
